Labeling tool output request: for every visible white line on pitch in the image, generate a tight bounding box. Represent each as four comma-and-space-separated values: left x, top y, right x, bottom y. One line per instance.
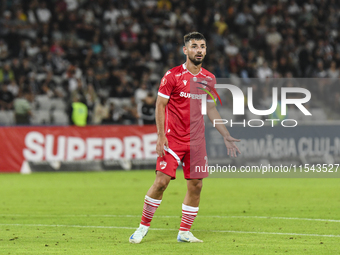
0, 223, 339, 238
1, 214, 340, 223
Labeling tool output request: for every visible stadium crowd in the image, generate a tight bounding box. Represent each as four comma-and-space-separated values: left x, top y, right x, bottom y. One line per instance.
0, 0, 339, 125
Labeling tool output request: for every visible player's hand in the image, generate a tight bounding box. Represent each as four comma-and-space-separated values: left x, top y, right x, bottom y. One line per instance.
223, 135, 241, 158
156, 134, 168, 157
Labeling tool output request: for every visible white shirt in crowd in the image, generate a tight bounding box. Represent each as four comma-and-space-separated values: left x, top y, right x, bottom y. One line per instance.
65, 0, 78, 11
104, 8, 121, 24
257, 65, 273, 81
36, 7, 51, 23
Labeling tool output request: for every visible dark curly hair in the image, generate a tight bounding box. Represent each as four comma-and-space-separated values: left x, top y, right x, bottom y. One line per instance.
184, 32, 206, 45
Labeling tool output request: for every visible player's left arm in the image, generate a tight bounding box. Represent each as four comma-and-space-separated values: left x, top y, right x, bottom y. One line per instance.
206, 102, 241, 157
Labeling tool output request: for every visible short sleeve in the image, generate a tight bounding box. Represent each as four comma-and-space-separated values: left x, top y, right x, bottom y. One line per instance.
158, 71, 175, 99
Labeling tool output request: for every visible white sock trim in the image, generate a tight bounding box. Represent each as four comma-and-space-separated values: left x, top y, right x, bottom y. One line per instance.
182, 204, 199, 212
145, 195, 162, 204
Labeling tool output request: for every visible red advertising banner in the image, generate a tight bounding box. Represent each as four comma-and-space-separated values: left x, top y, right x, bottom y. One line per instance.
0, 125, 157, 173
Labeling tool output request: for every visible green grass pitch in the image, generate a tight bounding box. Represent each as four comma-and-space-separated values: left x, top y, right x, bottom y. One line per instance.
0, 170, 339, 254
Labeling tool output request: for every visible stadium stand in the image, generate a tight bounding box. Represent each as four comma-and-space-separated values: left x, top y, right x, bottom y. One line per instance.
31, 109, 51, 124
52, 110, 69, 125
0, 0, 338, 125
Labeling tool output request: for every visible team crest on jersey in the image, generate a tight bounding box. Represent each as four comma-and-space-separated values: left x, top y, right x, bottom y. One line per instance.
161, 77, 167, 86
160, 161, 167, 169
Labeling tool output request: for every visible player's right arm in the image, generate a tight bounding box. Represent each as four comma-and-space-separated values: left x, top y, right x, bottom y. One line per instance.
155, 95, 169, 157
156, 70, 174, 157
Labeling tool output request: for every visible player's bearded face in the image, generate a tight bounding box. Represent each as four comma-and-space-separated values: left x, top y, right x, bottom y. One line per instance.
186, 40, 206, 66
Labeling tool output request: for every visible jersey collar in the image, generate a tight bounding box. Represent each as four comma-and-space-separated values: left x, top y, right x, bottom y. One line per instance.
182, 63, 201, 76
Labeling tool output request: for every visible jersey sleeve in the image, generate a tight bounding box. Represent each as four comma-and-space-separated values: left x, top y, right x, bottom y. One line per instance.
158, 71, 175, 99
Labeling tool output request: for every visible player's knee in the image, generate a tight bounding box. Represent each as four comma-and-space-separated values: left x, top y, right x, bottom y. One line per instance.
154, 178, 169, 192
189, 180, 203, 193
195, 181, 203, 192
197, 181, 203, 190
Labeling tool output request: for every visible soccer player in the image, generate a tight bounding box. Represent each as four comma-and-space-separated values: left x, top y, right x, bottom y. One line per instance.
129, 32, 240, 243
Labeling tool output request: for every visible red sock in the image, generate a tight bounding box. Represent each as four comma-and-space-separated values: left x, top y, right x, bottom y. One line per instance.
179, 204, 198, 231
140, 195, 161, 227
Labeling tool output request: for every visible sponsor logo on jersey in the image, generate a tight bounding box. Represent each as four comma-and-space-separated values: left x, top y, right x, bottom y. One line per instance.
165, 71, 171, 76
183, 80, 187, 86
160, 161, 167, 169
180, 92, 203, 99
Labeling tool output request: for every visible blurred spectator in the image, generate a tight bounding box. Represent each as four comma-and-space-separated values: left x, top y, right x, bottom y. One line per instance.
95, 59, 109, 88
84, 84, 97, 112
0, 84, 14, 110
7, 79, 19, 97
19, 59, 33, 79
103, 4, 121, 24
158, 0, 172, 10
287, 0, 301, 15
150, 35, 162, 61
92, 97, 109, 124
113, 74, 134, 98
0, 39, 9, 60
257, 61, 273, 82
313, 60, 327, 78
120, 25, 138, 50
106, 69, 121, 95
103, 102, 122, 124
36, 2, 52, 24
225, 40, 239, 57
84, 68, 100, 91
277, 57, 295, 77
14, 90, 32, 125
214, 15, 228, 36
11, 58, 21, 83
65, 0, 78, 12
327, 61, 339, 79
0, 11, 12, 37
39, 72, 61, 98
51, 23, 63, 42
134, 82, 148, 105
214, 57, 229, 78
141, 93, 156, 125
105, 37, 120, 59
27, 41, 40, 58
68, 94, 88, 126
0, 63, 14, 83
266, 26, 282, 47
71, 78, 86, 102
50, 40, 65, 56
66, 67, 80, 93
121, 98, 138, 124
252, 1, 267, 16
91, 35, 103, 55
